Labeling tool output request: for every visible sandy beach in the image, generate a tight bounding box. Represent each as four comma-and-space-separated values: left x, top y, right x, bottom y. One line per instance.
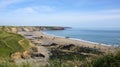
18, 31, 113, 53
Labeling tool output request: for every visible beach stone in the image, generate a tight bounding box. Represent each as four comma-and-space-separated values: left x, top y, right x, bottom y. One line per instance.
60, 44, 75, 50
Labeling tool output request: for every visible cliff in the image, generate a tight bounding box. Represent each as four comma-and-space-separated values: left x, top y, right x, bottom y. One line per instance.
0, 26, 69, 33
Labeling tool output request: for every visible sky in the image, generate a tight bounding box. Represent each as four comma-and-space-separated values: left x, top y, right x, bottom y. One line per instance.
0, 0, 120, 29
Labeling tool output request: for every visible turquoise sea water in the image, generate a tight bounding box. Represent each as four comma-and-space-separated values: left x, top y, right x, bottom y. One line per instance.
43, 28, 120, 45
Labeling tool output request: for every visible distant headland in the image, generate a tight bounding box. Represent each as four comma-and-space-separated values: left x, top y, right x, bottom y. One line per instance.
0, 26, 71, 33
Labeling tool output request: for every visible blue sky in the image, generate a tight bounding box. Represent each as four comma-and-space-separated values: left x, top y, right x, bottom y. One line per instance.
0, 0, 120, 29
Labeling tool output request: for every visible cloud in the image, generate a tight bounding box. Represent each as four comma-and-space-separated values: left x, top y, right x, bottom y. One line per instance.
11, 5, 55, 14
42, 9, 120, 22
41, 13, 120, 23
0, 0, 24, 9
4, 9, 120, 23
0, 8, 120, 26
98, 9, 120, 14
13, 7, 37, 14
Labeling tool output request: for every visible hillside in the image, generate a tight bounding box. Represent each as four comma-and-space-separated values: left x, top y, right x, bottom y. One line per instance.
0, 30, 30, 58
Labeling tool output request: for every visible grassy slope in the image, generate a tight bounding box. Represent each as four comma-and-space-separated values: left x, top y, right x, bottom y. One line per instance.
0, 30, 30, 58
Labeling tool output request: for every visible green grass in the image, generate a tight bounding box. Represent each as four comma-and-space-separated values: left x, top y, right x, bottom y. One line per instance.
50, 51, 86, 61
0, 30, 30, 58
0, 60, 32, 67
79, 49, 120, 67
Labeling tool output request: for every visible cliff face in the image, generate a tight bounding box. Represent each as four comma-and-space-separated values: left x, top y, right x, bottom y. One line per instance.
0, 26, 68, 33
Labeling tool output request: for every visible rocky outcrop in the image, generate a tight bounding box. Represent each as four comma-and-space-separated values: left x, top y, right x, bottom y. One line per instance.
60, 44, 75, 50
11, 51, 31, 60
10, 46, 49, 65
30, 46, 49, 60
22, 51, 31, 59
11, 52, 22, 60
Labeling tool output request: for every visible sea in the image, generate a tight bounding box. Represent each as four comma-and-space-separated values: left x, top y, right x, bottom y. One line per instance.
43, 28, 120, 46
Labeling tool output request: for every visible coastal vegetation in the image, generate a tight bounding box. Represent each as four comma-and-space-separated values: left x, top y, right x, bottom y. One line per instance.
0, 30, 30, 58
0, 49, 120, 67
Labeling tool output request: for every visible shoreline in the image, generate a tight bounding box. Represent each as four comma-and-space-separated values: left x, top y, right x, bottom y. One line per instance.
42, 31, 112, 47
42, 31, 115, 53
19, 31, 114, 53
